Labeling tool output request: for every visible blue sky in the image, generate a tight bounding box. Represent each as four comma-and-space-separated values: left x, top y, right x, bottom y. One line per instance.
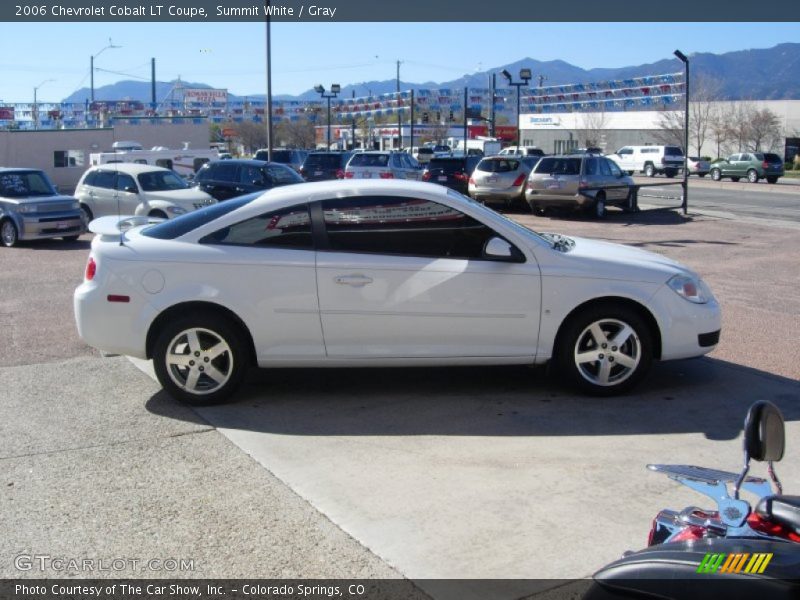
1, 21, 798, 102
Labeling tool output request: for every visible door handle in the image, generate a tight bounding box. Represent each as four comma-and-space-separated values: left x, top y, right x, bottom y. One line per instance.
334, 274, 373, 287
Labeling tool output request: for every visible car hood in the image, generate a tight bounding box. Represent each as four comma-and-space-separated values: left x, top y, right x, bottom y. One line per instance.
141, 189, 214, 205
542, 235, 696, 283
4, 194, 77, 205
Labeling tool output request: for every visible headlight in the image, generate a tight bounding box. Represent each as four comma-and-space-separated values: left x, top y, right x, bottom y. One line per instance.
166, 206, 187, 215
667, 274, 711, 304
16, 204, 37, 214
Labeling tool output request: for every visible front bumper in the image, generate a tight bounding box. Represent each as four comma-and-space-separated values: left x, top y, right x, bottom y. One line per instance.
18, 212, 83, 240
650, 284, 722, 361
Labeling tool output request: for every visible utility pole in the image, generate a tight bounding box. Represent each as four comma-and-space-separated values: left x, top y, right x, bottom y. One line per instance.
396, 59, 402, 150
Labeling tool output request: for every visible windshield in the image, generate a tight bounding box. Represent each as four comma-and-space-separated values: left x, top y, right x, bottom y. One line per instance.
0, 170, 56, 197
137, 170, 189, 191
445, 188, 551, 246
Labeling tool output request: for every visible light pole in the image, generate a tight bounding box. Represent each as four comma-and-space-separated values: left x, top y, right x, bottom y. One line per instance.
90, 38, 121, 102
502, 68, 532, 149
674, 50, 689, 215
33, 79, 54, 130
314, 84, 340, 151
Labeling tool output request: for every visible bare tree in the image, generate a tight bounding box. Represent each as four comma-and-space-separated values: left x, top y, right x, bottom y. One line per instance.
581, 109, 608, 150
234, 120, 267, 153
747, 108, 782, 152
653, 109, 684, 148
275, 117, 316, 149
708, 103, 733, 159
725, 101, 756, 153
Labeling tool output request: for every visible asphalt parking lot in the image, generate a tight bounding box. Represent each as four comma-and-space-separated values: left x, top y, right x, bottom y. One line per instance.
2, 200, 799, 600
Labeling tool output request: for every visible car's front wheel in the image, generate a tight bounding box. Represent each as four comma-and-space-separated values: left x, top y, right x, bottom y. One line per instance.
1, 219, 19, 247
557, 305, 653, 396
153, 312, 250, 405
644, 163, 656, 177
710, 168, 722, 181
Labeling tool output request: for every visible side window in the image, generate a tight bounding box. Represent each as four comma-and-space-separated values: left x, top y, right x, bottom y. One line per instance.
618, 148, 631, 156
199, 205, 312, 249
238, 165, 266, 185
155, 159, 173, 170
211, 162, 239, 183
321, 196, 499, 260
82, 171, 98, 186
599, 158, 612, 176
584, 158, 599, 175
730, 154, 741, 162
115, 173, 137, 192
605, 159, 621, 177
92, 170, 116, 190
266, 165, 301, 185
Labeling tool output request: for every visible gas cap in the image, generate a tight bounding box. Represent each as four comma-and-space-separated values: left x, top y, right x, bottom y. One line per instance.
141, 269, 165, 294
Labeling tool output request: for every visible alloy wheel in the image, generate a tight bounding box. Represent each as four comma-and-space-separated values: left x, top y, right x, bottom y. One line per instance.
573, 318, 641, 387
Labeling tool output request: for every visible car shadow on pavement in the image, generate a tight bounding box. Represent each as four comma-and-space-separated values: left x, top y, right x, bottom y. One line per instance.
12, 238, 91, 251
145, 356, 799, 442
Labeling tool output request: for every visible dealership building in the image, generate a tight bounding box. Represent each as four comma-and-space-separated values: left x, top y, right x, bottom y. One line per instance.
518, 100, 800, 159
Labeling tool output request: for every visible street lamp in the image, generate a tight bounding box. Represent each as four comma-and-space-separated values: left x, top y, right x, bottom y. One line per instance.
90, 38, 121, 102
674, 49, 689, 215
315, 83, 340, 151
502, 68, 532, 149
33, 79, 54, 130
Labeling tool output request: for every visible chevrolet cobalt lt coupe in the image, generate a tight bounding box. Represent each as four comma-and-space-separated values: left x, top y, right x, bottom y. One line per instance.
74, 181, 721, 405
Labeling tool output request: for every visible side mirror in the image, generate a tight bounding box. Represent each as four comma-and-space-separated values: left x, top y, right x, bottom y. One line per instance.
744, 401, 785, 462
124, 186, 138, 194
483, 237, 524, 262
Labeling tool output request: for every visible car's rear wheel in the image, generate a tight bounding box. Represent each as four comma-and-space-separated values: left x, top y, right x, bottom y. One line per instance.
557, 305, 653, 396
593, 194, 607, 219
153, 312, 249, 405
747, 169, 759, 183
698, 173, 706, 178
710, 168, 722, 181
530, 203, 546, 216
766, 177, 779, 184
665, 169, 677, 178
1, 219, 19, 248
149, 209, 168, 219
644, 163, 656, 177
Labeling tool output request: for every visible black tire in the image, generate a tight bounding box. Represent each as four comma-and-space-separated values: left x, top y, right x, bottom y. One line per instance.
747, 169, 759, 184
62, 235, 81, 242
1, 219, 19, 248
766, 177, 778, 184
699, 173, 706, 178
80, 204, 93, 224
731, 177, 740, 182
556, 304, 653, 396
149, 209, 168, 219
152, 311, 250, 405
710, 168, 722, 181
593, 193, 607, 219
644, 163, 655, 178
665, 169, 677, 178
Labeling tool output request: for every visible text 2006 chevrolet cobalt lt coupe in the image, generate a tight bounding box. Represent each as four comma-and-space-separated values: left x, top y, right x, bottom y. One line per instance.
74, 180, 720, 405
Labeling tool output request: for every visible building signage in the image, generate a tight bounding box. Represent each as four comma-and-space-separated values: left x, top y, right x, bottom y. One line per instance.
184, 89, 228, 104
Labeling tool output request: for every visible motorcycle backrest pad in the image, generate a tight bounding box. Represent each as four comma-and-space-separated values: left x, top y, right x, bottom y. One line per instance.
745, 401, 785, 463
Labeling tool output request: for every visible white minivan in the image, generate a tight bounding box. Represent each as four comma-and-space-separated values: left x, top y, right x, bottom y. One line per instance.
606, 145, 684, 177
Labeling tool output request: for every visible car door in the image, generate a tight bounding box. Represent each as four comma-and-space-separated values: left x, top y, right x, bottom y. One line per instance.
114, 172, 141, 214
196, 162, 240, 201
614, 147, 633, 172
83, 169, 118, 217
315, 194, 541, 359
197, 203, 324, 360
725, 154, 743, 177
600, 158, 628, 202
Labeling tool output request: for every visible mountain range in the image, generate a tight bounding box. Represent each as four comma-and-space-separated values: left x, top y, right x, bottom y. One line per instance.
63, 42, 800, 104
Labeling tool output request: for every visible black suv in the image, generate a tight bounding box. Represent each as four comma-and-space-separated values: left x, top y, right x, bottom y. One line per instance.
421, 156, 482, 194
299, 152, 354, 182
193, 159, 303, 201
253, 148, 308, 172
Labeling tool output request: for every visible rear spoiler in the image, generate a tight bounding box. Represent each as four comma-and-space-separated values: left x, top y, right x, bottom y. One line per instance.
88, 215, 165, 237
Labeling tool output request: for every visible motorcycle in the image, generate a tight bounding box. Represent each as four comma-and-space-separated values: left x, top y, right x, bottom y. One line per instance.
586, 401, 800, 600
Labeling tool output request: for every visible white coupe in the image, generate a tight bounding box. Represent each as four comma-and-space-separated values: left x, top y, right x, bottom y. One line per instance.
74, 180, 721, 405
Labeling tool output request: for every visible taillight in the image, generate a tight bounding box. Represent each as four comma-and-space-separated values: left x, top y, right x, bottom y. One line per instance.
421, 171, 431, 181
453, 172, 467, 182
512, 174, 526, 187
344, 171, 354, 179
85, 257, 96, 281
336, 168, 344, 179
762, 161, 769, 169
379, 172, 394, 179
468, 177, 475, 185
